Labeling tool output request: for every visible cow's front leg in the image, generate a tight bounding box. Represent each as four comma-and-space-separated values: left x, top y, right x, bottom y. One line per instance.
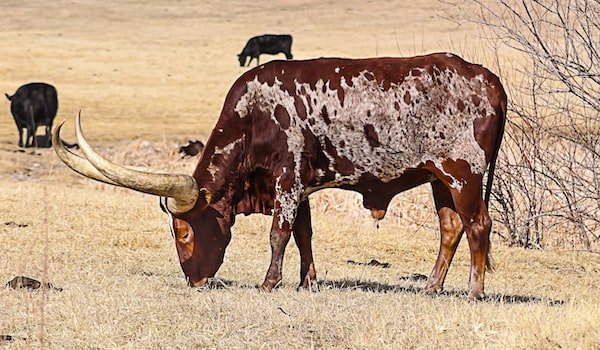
260, 181, 300, 291
292, 198, 316, 289
260, 216, 293, 291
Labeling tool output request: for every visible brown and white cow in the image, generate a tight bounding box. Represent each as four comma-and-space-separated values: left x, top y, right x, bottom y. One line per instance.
54, 53, 507, 300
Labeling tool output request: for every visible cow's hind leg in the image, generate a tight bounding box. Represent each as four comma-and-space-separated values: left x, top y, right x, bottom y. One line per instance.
16, 126, 24, 148
25, 125, 36, 148
424, 180, 464, 295
44, 125, 53, 147
459, 199, 491, 301
450, 177, 492, 301
292, 199, 317, 290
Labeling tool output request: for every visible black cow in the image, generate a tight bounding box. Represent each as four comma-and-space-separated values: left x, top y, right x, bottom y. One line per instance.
238, 34, 293, 67
5, 82, 58, 148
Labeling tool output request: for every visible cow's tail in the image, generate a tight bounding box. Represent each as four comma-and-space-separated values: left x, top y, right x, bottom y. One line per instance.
483, 98, 507, 273
5, 93, 12, 101
484, 99, 507, 208
29, 105, 38, 148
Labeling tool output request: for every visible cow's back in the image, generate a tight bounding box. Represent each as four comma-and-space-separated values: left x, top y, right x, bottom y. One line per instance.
232, 54, 505, 185
257, 34, 292, 55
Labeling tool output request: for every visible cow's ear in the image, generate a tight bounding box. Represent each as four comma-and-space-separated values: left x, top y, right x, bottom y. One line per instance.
198, 188, 212, 210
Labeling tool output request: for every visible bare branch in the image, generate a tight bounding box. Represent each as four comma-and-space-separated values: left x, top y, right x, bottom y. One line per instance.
460, 0, 600, 251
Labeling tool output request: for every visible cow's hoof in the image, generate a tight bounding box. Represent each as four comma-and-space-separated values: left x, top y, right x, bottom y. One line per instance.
422, 285, 443, 297
467, 291, 485, 302
259, 279, 281, 291
297, 279, 319, 292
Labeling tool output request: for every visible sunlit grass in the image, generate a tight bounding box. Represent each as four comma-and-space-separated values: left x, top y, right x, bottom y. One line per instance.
1, 0, 599, 348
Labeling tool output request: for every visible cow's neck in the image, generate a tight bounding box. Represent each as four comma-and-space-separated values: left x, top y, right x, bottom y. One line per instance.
193, 117, 247, 213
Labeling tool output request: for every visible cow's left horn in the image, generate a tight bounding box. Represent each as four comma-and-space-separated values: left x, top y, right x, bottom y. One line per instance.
72, 111, 199, 214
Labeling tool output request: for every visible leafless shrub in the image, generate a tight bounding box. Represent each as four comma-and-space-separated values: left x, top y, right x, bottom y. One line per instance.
453, 0, 600, 250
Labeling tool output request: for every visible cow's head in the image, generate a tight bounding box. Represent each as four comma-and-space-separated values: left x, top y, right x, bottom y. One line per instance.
158, 192, 232, 287
237, 54, 246, 67
53, 112, 229, 287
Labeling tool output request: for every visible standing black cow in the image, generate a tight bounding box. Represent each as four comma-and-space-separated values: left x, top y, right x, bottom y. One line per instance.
238, 34, 293, 67
5, 82, 58, 148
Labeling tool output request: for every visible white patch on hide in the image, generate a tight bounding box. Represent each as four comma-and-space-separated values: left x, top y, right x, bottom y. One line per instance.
207, 137, 243, 180
433, 159, 463, 191
274, 171, 304, 228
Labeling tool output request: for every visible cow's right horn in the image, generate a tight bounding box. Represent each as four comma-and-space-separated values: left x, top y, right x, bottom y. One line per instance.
53, 120, 121, 187
55, 111, 200, 214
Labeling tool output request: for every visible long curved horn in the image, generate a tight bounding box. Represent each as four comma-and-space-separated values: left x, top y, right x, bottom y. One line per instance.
53, 120, 122, 186
72, 111, 199, 214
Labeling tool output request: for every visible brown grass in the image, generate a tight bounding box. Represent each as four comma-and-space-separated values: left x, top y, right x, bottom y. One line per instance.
1, 1, 600, 349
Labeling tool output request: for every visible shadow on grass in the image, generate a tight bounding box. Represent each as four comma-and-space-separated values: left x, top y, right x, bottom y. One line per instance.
193, 276, 564, 306
316, 277, 565, 306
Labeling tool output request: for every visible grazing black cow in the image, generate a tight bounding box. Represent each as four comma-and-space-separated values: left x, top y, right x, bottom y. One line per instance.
238, 34, 293, 67
5, 82, 58, 148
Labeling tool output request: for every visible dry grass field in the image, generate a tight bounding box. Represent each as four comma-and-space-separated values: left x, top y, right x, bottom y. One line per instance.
1, 0, 599, 349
